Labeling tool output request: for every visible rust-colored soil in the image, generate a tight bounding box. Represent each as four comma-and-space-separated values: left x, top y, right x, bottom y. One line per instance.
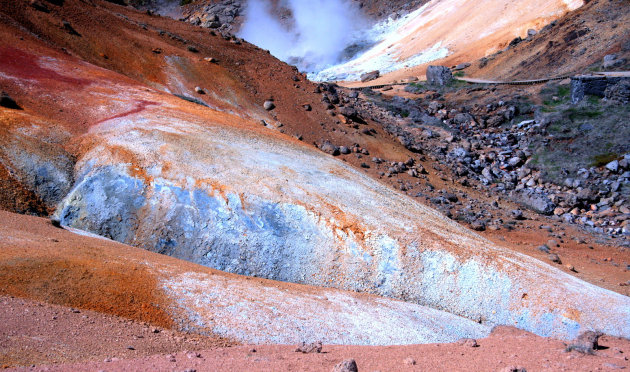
0, 296, 236, 369
11, 325, 630, 371
0, 211, 173, 329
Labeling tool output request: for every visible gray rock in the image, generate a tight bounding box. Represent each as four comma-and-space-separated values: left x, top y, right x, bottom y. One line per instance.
454, 63, 471, 71
548, 254, 562, 264
577, 187, 596, 203
339, 146, 350, 155
320, 141, 340, 156
508, 157, 522, 167
263, 100, 275, 110
510, 190, 556, 215
566, 331, 602, 354
295, 341, 323, 353
606, 160, 619, 173
453, 113, 474, 125
527, 29, 537, 37
360, 70, 379, 83
426, 65, 453, 86
194, 86, 205, 94
457, 338, 478, 347
332, 359, 358, 372
511, 209, 524, 220
537, 244, 550, 253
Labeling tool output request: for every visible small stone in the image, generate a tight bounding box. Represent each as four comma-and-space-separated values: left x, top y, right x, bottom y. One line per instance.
166, 354, 176, 362
548, 253, 562, 264
566, 264, 577, 272
511, 209, 524, 220
360, 70, 380, 82
457, 338, 479, 347
186, 351, 201, 358
547, 239, 559, 247
339, 146, 351, 155
50, 217, 62, 228
204, 57, 216, 63
263, 100, 275, 110
126, 346, 135, 350
499, 367, 527, 372
566, 331, 602, 354
320, 141, 339, 156
403, 357, 416, 365
194, 86, 205, 94
187, 45, 199, 53
332, 359, 358, 372
295, 341, 323, 354
606, 160, 619, 173
471, 220, 486, 231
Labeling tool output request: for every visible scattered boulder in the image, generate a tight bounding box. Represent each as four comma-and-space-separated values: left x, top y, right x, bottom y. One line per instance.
510, 190, 556, 215
511, 209, 525, 220
426, 66, 453, 86
360, 70, 380, 83
187, 45, 199, 53
403, 357, 417, 365
263, 100, 275, 110
0, 92, 21, 110
566, 331, 602, 354
332, 359, 358, 372
547, 254, 562, 264
50, 217, 62, 228
194, 86, 205, 94
457, 338, 479, 347
295, 341, 323, 354
320, 141, 340, 156
454, 62, 471, 71
605, 160, 619, 173
500, 367, 527, 372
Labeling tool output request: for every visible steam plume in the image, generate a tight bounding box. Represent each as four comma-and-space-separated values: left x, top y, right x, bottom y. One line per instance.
238, 0, 368, 73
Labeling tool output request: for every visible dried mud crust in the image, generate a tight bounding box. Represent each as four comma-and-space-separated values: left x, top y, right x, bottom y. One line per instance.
15, 326, 630, 371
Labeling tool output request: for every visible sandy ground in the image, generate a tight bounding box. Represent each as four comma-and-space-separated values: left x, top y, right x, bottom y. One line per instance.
2, 295, 629, 371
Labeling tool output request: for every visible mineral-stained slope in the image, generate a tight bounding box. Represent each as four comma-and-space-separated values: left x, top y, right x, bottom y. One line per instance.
0, 0, 628, 343
329, 0, 584, 84
0, 210, 490, 345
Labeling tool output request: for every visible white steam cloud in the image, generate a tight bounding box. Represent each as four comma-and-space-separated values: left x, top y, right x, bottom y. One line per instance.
238, 0, 368, 74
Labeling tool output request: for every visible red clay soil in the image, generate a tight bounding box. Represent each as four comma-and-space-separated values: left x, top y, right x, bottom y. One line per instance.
0, 296, 236, 369
6, 320, 630, 371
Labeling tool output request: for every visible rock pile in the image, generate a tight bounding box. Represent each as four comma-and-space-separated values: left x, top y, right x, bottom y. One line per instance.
340, 87, 630, 242
183, 1, 242, 33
